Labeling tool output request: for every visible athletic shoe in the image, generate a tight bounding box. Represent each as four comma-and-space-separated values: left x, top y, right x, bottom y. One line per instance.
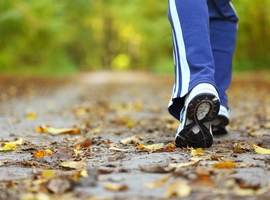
212, 105, 230, 135
175, 83, 220, 148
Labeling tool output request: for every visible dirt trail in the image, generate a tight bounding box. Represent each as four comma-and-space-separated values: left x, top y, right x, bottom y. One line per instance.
0, 71, 270, 200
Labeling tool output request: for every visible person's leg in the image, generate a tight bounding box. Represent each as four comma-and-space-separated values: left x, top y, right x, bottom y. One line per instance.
208, 0, 238, 134
167, 0, 216, 120
167, 0, 220, 147
208, 0, 238, 110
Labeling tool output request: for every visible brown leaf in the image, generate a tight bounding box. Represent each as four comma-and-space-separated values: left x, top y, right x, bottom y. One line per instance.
212, 161, 237, 168
233, 146, 243, 154
189, 175, 215, 188
103, 183, 128, 191
75, 138, 92, 150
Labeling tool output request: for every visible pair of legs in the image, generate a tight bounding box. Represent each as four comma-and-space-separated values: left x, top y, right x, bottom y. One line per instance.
167, 0, 238, 147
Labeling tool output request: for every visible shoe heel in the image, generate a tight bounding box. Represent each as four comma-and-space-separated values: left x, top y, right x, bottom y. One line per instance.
186, 93, 220, 122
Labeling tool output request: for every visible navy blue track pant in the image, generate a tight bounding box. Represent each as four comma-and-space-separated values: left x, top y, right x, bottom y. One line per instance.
167, 0, 238, 120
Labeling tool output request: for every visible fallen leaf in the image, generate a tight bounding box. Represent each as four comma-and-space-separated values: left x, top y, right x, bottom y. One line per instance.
42, 170, 56, 179
248, 131, 267, 137
75, 138, 92, 150
253, 145, 270, 154
33, 150, 54, 158
165, 180, 191, 198
190, 157, 210, 162
169, 162, 199, 168
104, 183, 128, 191
191, 148, 207, 156
233, 142, 253, 151
140, 164, 173, 173
137, 143, 164, 150
143, 174, 172, 188
0, 159, 8, 166
195, 168, 211, 176
233, 146, 243, 154
154, 143, 175, 152
27, 112, 36, 120
0, 144, 19, 151
109, 147, 128, 152
36, 125, 80, 135
212, 161, 237, 168
4, 138, 23, 145
189, 175, 215, 188
120, 136, 140, 144
59, 160, 87, 169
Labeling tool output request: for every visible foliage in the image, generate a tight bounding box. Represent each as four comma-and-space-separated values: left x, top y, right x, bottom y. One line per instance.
0, 0, 269, 76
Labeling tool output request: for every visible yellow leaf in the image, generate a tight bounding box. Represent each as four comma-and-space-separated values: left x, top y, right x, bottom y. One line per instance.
59, 160, 87, 169
42, 170, 56, 179
104, 183, 128, 191
33, 150, 54, 158
27, 112, 36, 120
2, 144, 19, 151
212, 161, 237, 168
191, 148, 207, 156
79, 169, 88, 177
4, 138, 23, 145
137, 143, 164, 150
143, 174, 172, 189
36, 126, 48, 133
36, 125, 80, 135
75, 108, 87, 116
165, 180, 191, 198
73, 169, 88, 182
253, 145, 270, 154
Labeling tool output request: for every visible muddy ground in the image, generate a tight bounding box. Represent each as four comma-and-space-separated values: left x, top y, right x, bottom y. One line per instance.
0, 71, 270, 200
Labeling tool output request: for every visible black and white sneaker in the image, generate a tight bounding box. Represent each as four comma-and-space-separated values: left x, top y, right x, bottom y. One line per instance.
175, 83, 220, 148
212, 105, 230, 135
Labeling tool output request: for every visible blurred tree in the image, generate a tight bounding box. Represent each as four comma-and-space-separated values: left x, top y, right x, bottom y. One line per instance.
0, 0, 269, 76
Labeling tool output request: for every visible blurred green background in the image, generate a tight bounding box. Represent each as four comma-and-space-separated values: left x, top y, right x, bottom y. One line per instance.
0, 0, 269, 77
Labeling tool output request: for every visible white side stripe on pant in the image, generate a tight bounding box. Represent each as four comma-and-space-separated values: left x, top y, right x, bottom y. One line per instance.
169, 0, 190, 98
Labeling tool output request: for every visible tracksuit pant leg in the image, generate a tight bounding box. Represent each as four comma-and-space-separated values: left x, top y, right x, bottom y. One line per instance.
167, 0, 238, 120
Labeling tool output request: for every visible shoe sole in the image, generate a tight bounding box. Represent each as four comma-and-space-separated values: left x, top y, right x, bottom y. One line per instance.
212, 115, 229, 135
175, 93, 220, 148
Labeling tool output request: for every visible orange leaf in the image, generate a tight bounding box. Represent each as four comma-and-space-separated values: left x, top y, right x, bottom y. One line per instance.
33, 150, 54, 158
212, 161, 237, 168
